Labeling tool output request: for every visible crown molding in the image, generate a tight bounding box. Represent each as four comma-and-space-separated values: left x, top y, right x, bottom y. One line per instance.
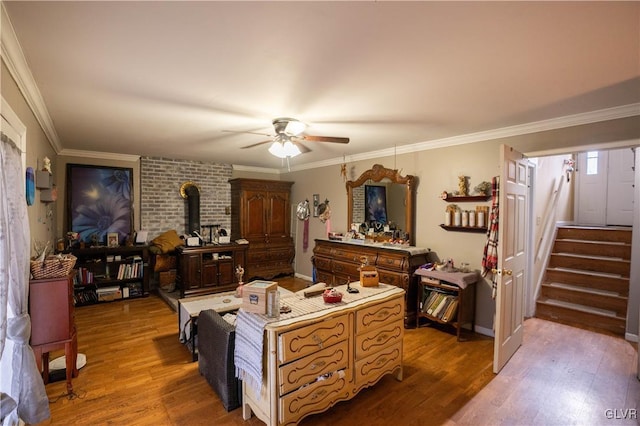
232, 164, 280, 174
59, 149, 140, 162
285, 103, 640, 173
1, 3, 62, 153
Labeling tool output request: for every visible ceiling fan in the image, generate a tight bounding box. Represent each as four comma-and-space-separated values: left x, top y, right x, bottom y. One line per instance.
229, 117, 349, 158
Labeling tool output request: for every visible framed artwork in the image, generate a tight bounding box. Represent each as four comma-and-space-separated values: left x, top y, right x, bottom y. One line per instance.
107, 232, 119, 247
365, 185, 388, 225
67, 164, 133, 245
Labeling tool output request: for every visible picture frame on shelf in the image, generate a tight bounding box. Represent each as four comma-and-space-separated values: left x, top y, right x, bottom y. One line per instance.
107, 232, 119, 247
66, 164, 133, 244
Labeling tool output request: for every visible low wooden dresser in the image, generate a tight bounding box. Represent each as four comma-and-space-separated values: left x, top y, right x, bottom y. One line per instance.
240, 283, 404, 426
312, 238, 433, 327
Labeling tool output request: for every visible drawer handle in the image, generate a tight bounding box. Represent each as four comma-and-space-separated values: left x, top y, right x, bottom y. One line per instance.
377, 356, 388, 365
377, 310, 390, 318
311, 389, 327, 400
311, 361, 326, 370
312, 334, 323, 349
377, 334, 388, 342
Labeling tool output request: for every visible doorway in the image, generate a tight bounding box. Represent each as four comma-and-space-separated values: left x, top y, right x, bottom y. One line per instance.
575, 148, 635, 226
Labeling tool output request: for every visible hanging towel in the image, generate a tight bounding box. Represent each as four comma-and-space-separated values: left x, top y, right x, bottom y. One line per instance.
234, 309, 270, 397
481, 176, 500, 298
303, 217, 309, 251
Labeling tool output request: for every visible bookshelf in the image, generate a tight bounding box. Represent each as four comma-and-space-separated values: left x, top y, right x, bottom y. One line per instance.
70, 245, 150, 306
415, 269, 477, 341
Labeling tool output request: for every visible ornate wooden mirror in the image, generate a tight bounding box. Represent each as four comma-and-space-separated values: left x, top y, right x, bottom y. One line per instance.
346, 164, 417, 246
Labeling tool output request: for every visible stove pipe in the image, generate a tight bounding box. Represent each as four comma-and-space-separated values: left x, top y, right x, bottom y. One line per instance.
180, 181, 200, 236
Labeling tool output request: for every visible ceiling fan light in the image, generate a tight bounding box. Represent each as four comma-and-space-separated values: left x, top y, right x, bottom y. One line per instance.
284, 120, 306, 136
283, 140, 301, 157
268, 141, 287, 158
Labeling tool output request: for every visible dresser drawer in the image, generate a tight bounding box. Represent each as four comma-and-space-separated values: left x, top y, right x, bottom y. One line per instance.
269, 246, 294, 261
354, 341, 402, 390
377, 270, 408, 288
247, 250, 269, 263
278, 314, 349, 364
332, 260, 359, 278
279, 339, 349, 396
334, 248, 376, 265
279, 369, 350, 426
376, 253, 407, 271
313, 256, 332, 271
355, 297, 404, 334
355, 319, 403, 359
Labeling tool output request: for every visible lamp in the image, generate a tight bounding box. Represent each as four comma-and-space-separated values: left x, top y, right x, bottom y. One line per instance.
284, 120, 306, 136
268, 135, 301, 158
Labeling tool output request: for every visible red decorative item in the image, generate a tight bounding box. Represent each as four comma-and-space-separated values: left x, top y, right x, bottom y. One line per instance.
322, 288, 343, 303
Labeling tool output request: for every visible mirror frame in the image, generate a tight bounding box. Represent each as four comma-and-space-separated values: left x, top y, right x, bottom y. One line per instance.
346, 164, 417, 246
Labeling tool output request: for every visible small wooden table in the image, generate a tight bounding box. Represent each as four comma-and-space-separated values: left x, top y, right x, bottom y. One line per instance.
30, 274, 78, 394
414, 268, 478, 341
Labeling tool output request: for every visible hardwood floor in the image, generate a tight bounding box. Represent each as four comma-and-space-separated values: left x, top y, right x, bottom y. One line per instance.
33, 277, 639, 425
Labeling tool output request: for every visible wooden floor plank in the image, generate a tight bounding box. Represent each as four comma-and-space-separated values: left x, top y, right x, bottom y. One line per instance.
32, 277, 638, 425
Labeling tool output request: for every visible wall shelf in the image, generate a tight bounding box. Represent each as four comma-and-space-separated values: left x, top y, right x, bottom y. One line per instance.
440, 225, 487, 233
442, 195, 490, 202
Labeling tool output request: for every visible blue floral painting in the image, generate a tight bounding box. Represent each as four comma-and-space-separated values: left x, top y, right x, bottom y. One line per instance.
365, 185, 388, 225
67, 165, 133, 245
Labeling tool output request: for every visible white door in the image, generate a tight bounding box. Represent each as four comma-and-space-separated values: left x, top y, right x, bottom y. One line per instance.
576, 151, 608, 225
494, 145, 528, 374
606, 148, 635, 226
576, 149, 635, 226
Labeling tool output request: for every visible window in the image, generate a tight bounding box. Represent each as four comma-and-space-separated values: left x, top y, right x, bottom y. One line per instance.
586, 151, 599, 175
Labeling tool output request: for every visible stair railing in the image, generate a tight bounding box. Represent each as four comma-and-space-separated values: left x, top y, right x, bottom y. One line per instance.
533, 175, 566, 301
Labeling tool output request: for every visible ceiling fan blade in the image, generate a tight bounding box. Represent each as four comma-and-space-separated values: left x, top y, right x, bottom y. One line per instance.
296, 143, 312, 154
299, 135, 350, 144
241, 140, 273, 149
222, 130, 273, 137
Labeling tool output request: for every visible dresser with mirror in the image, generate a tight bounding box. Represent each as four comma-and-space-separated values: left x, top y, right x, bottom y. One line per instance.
313, 164, 434, 327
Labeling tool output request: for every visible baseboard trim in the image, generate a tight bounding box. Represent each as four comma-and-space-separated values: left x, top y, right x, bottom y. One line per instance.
474, 324, 495, 338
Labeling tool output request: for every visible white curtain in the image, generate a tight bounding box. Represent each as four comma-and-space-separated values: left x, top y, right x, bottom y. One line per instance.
0, 134, 50, 424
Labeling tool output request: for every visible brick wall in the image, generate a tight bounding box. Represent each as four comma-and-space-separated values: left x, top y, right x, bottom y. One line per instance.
140, 157, 232, 240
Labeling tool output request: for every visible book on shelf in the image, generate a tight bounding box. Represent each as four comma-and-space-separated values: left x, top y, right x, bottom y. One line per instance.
421, 291, 437, 312
426, 293, 444, 315
441, 299, 459, 322
431, 295, 450, 318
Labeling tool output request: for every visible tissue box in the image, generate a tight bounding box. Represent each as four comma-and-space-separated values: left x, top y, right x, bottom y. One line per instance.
359, 266, 379, 287
242, 280, 277, 314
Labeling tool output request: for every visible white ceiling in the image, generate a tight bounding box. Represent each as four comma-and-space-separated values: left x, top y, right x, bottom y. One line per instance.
3, 1, 639, 170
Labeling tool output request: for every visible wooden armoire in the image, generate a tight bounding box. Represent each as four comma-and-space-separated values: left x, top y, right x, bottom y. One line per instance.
229, 178, 294, 280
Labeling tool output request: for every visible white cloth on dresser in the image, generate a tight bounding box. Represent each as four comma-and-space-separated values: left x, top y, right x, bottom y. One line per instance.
234, 309, 271, 396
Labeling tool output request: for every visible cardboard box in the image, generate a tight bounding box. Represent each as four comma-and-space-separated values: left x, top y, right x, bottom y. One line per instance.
97, 288, 122, 302
360, 265, 379, 287
242, 280, 277, 314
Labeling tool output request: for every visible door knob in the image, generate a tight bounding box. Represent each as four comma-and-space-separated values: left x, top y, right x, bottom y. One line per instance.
490, 268, 512, 276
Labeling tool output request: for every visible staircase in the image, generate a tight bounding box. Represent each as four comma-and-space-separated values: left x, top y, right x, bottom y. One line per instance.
536, 226, 632, 337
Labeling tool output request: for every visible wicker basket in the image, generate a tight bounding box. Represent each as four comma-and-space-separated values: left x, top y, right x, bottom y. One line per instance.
30, 254, 77, 280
